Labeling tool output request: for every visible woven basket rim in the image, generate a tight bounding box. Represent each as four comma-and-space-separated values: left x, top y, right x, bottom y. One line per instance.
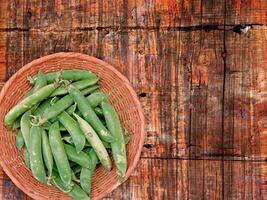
0, 52, 145, 200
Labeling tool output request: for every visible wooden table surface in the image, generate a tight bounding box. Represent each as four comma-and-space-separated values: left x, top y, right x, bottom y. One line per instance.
0, 1, 267, 199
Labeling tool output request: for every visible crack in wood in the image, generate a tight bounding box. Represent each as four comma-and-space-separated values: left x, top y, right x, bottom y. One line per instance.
0, 23, 266, 33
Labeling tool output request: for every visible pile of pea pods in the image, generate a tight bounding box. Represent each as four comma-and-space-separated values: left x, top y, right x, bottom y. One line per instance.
4, 69, 129, 200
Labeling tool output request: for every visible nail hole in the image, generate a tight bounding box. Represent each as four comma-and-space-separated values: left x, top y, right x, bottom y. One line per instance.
139, 92, 147, 97
144, 144, 152, 149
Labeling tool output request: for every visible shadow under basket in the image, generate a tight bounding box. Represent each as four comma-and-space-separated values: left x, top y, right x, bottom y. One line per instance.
0, 52, 145, 200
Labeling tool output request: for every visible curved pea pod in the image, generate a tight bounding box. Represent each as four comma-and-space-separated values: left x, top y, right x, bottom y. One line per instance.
81, 85, 100, 96
29, 126, 46, 183
49, 122, 73, 189
26, 70, 47, 97
4, 83, 59, 126
51, 171, 72, 193
58, 111, 85, 152
50, 78, 99, 97
101, 102, 127, 181
80, 149, 98, 195
41, 128, 53, 180
73, 113, 111, 171
67, 84, 114, 143
39, 95, 74, 124
94, 107, 104, 117
64, 144, 92, 169
69, 183, 89, 200
16, 129, 24, 150
20, 110, 31, 150
24, 149, 31, 168
86, 92, 108, 108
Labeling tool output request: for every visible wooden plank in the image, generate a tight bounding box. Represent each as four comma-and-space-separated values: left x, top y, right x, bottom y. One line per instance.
223, 26, 267, 160
5, 0, 267, 29
105, 158, 266, 200
0, 159, 266, 200
4, 0, 226, 29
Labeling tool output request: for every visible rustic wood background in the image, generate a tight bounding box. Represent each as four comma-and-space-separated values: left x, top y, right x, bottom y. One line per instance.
0, 0, 267, 199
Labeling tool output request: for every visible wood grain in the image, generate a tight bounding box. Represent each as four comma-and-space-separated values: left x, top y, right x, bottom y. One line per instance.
0, 0, 267, 199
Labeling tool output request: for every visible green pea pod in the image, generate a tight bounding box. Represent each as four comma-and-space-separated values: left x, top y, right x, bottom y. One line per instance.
29, 126, 46, 183
49, 122, 72, 189
67, 84, 113, 143
64, 144, 92, 169
80, 149, 98, 195
58, 111, 85, 152
16, 129, 24, 150
53, 165, 79, 183
94, 107, 104, 117
52, 171, 88, 200
81, 85, 100, 96
41, 128, 53, 180
33, 98, 52, 116
62, 135, 111, 149
24, 149, 31, 168
20, 110, 31, 150
69, 183, 89, 200
51, 171, 72, 193
43, 121, 67, 131
102, 102, 127, 182
74, 113, 111, 171
26, 70, 47, 97
39, 95, 74, 124
86, 92, 108, 108
50, 79, 99, 97
44, 70, 98, 84
4, 83, 59, 126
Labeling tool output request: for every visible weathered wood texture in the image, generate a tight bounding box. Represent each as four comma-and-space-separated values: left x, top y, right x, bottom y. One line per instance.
0, 0, 266, 199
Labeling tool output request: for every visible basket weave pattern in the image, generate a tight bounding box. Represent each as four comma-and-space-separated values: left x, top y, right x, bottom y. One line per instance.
0, 52, 145, 200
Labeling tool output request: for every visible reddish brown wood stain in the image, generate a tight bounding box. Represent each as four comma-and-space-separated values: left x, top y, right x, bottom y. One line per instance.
0, 0, 266, 199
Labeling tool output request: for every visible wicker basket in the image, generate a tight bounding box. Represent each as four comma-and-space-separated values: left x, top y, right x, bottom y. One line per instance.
0, 52, 145, 199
